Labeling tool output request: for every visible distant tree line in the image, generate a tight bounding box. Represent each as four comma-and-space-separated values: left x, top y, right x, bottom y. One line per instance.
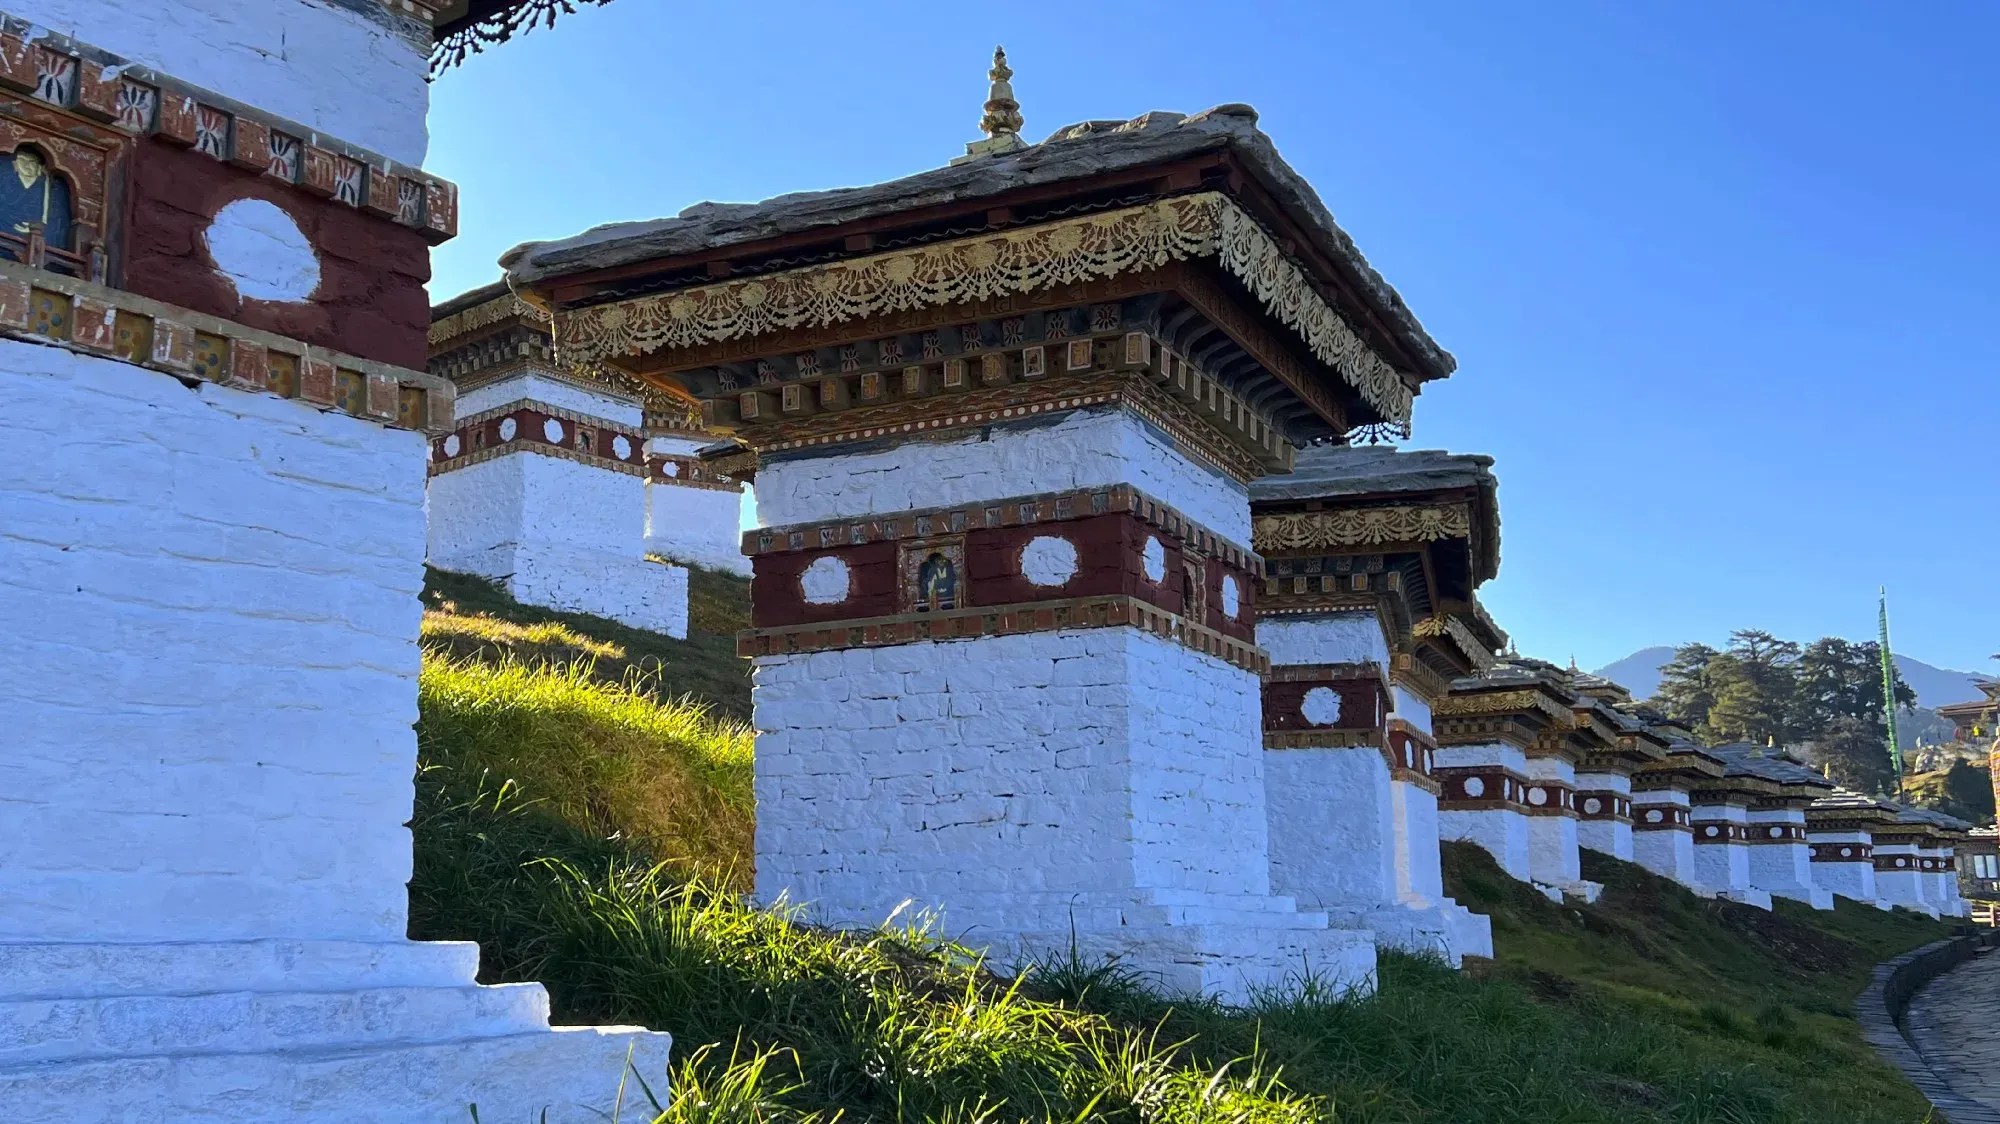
1648, 630, 1917, 794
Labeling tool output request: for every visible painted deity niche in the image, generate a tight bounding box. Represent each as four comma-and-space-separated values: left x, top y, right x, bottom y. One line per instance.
917, 553, 958, 612
899, 537, 967, 614
0, 146, 74, 272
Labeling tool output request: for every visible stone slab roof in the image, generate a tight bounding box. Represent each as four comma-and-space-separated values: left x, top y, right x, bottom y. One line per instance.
1248, 446, 1493, 502
499, 106, 1452, 381
1708, 745, 1835, 791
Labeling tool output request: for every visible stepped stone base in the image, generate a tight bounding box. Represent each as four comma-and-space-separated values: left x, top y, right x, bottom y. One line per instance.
0, 941, 670, 1123
1764, 883, 1836, 910
1533, 879, 1603, 905
1327, 899, 1493, 967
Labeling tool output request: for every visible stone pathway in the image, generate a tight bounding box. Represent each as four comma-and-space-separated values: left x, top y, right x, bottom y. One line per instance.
1906, 949, 2000, 1122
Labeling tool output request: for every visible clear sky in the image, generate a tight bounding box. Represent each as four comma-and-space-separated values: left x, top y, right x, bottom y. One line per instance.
426, 0, 1998, 675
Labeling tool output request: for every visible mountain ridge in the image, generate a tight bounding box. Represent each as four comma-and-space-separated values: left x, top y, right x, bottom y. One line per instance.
1592, 646, 1990, 712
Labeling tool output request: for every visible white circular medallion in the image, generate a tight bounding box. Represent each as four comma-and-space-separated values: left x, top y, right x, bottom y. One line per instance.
499, 417, 518, 441
1768, 826, 1784, 839
1705, 825, 1720, 837
1300, 686, 1342, 727
613, 434, 632, 460
1463, 776, 1485, 798
442, 434, 461, 457
1841, 847, 1853, 858
1221, 574, 1241, 618
1583, 797, 1602, 816
1020, 535, 1079, 588
1528, 787, 1549, 807
799, 556, 851, 605
1645, 809, 1664, 824
1141, 536, 1166, 583
543, 418, 566, 444
664, 461, 682, 477
203, 198, 320, 303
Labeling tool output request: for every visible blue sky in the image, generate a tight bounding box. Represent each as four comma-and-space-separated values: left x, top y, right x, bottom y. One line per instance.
427, 0, 1998, 676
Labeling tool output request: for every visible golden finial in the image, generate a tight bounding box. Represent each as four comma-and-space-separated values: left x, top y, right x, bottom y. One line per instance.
954, 46, 1028, 164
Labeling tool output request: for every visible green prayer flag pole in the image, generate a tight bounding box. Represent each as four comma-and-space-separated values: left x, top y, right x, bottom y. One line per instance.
1879, 587, 1902, 798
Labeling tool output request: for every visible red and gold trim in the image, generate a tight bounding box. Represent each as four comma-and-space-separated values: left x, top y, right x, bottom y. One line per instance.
1575, 790, 1632, 822
1521, 780, 1576, 818
1810, 842, 1873, 863
1261, 662, 1388, 738
1742, 823, 1809, 845
1632, 804, 1692, 832
1692, 821, 1750, 845
1386, 719, 1439, 792
736, 594, 1268, 674
1435, 766, 1530, 812
0, 262, 447, 432
429, 400, 644, 476
648, 453, 743, 492
3, 20, 457, 243
746, 483, 1256, 574
1875, 853, 1949, 874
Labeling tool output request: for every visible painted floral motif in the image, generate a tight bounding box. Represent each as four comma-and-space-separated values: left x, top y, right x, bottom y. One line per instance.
33, 49, 76, 105
194, 106, 229, 159
396, 179, 423, 225
114, 82, 157, 131
267, 133, 302, 181
332, 159, 364, 207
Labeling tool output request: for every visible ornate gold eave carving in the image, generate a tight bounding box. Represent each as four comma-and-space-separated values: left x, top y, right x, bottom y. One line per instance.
1254, 504, 1472, 552
1413, 612, 1495, 672
548, 191, 1414, 425
1434, 687, 1572, 726
431, 292, 551, 347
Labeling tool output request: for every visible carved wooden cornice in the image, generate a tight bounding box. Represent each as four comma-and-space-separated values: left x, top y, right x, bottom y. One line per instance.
1254, 503, 1472, 553
550, 192, 1414, 425
1413, 613, 1496, 673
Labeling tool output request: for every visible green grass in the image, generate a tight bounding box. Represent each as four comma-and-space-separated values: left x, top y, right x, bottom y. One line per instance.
411, 570, 1960, 1123
423, 564, 752, 720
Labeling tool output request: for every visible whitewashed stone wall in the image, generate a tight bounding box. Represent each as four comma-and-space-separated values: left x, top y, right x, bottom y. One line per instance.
426, 378, 687, 638
9, 0, 433, 165
645, 435, 749, 576
1575, 771, 1633, 860
1437, 741, 1532, 880
1690, 802, 1772, 909
1808, 829, 1880, 906
1744, 808, 1830, 908
755, 408, 1252, 542
1632, 790, 1698, 887
1258, 613, 1490, 964
0, 341, 667, 1120
1874, 840, 1934, 916
753, 627, 1374, 999
1522, 756, 1592, 900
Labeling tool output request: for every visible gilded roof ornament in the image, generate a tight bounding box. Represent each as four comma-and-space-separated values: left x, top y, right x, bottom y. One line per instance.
954, 46, 1029, 164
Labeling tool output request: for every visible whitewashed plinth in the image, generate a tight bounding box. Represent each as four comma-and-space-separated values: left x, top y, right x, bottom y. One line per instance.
428, 428, 689, 639
1745, 810, 1833, 909
645, 435, 750, 576
0, 344, 668, 1122
1691, 804, 1771, 911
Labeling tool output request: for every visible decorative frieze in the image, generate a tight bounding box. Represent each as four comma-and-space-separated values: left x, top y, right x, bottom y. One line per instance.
553, 191, 1415, 425
736, 593, 1268, 674
1521, 781, 1577, 818
1876, 852, 1949, 874
428, 399, 645, 476
0, 261, 448, 433
1811, 842, 1873, 863
1435, 766, 1530, 812
648, 453, 742, 492
745, 482, 1258, 575
1633, 805, 1692, 832
1254, 504, 1473, 552
1576, 791, 1633, 822
0, 18, 457, 244
1741, 823, 1809, 845
1261, 662, 1389, 746
1692, 821, 1751, 845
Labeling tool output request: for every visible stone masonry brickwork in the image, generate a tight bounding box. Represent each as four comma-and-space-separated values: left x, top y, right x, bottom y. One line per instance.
755, 407, 1252, 544
2, 342, 428, 943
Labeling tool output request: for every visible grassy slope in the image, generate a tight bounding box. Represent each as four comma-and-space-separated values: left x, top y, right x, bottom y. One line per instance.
413, 569, 1959, 1123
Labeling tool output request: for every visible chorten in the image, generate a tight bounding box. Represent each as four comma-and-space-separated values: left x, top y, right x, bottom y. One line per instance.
502, 60, 1454, 998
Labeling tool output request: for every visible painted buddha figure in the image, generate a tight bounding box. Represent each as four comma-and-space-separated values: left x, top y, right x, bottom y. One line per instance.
1, 148, 73, 257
